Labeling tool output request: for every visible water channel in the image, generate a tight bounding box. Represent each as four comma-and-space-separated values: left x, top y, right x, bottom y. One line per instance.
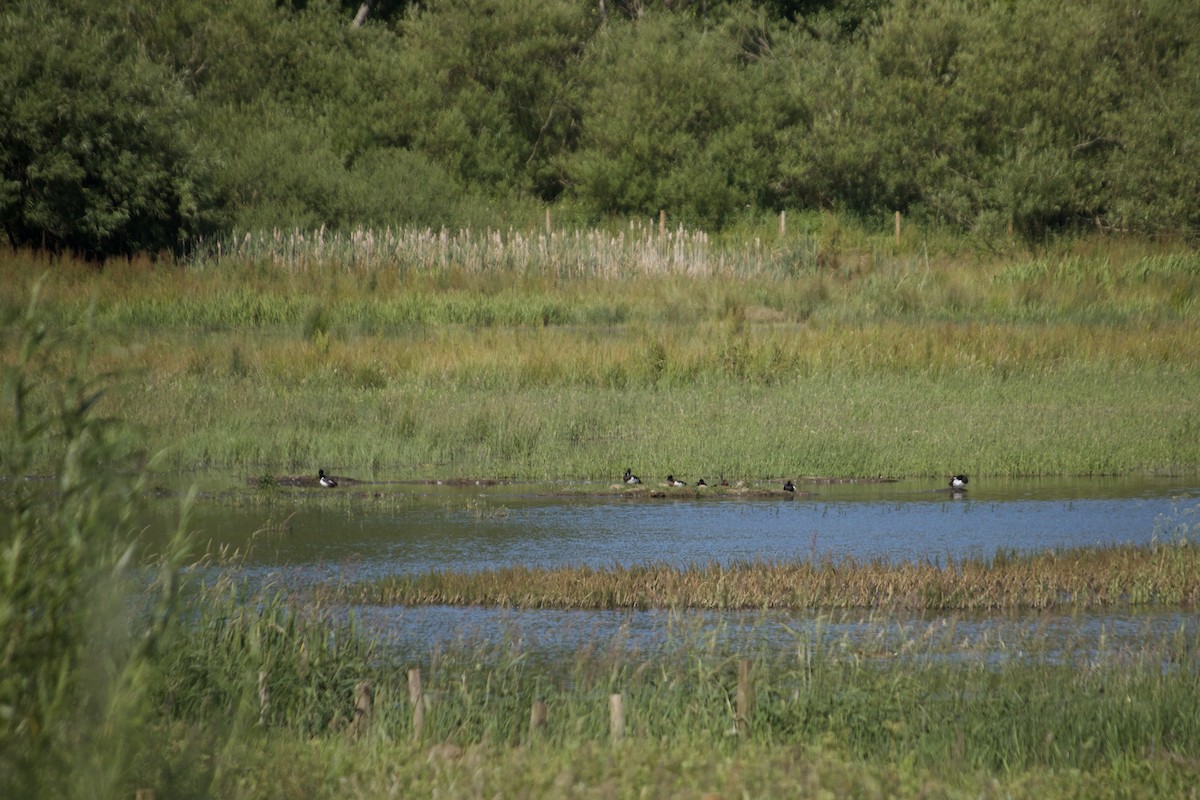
152, 474, 1200, 660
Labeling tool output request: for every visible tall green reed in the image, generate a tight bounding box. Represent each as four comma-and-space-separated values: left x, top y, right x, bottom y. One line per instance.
159, 566, 379, 736
5, 229, 1198, 335
109, 364, 1200, 478
0, 281, 194, 799
371, 613, 1199, 774
0, 281, 391, 797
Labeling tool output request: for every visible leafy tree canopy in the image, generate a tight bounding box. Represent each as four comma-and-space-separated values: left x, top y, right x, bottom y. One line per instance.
1, 0, 1197, 254
0, 1, 218, 258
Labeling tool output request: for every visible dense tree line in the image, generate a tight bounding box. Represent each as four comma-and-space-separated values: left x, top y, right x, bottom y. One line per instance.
1, 0, 1197, 257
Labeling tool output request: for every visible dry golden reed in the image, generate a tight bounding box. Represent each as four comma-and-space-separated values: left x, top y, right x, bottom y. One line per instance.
344, 540, 1200, 611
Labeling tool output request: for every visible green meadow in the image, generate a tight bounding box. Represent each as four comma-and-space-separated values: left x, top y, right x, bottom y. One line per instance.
2, 221, 1198, 482
3, 223, 1200, 799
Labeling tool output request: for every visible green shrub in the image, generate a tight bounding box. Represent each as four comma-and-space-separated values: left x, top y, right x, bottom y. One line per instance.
0, 3, 216, 257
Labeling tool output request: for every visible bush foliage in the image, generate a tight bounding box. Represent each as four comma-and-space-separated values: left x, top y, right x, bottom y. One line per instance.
2, 0, 1198, 255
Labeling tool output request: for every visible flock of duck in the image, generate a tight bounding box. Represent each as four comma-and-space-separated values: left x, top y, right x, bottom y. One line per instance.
622, 467, 969, 494
312, 467, 969, 494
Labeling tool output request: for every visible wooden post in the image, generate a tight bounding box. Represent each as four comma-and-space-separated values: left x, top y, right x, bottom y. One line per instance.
736, 659, 754, 736
779, 210, 786, 238
351, 680, 373, 737
894, 210, 901, 246
659, 210, 667, 238
529, 699, 548, 738
609, 693, 625, 743
135, 790, 156, 800
545, 207, 552, 235
257, 670, 269, 726
408, 668, 424, 741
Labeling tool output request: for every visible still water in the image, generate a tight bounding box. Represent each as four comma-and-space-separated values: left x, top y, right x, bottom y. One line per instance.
165, 475, 1200, 657
177, 476, 1199, 580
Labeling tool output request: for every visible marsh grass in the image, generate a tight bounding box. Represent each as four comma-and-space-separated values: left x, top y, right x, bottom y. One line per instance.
105, 363, 1199, 479
157, 586, 1200, 797
160, 563, 380, 735
144, 558, 1200, 775
3, 223, 1197, 332
14, 547, 1200, 799
1, 223, 1198, 480
341, 538, 1200, 612
7, 271, 1200, 799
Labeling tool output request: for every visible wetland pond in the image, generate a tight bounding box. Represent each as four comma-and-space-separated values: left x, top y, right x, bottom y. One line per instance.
161, 475, 1200, 660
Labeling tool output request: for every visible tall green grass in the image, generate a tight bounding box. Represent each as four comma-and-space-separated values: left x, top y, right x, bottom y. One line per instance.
114, 554, 1200, 794
0, 287, 194, 799
376, 620, 1200, 768
105, 364, 1198, 479
2, 224, 1197, 331
159, 570, 380, 736
144, 591, 1200, 797
1, 225, 1198, 479
121, 600, 1200, 798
